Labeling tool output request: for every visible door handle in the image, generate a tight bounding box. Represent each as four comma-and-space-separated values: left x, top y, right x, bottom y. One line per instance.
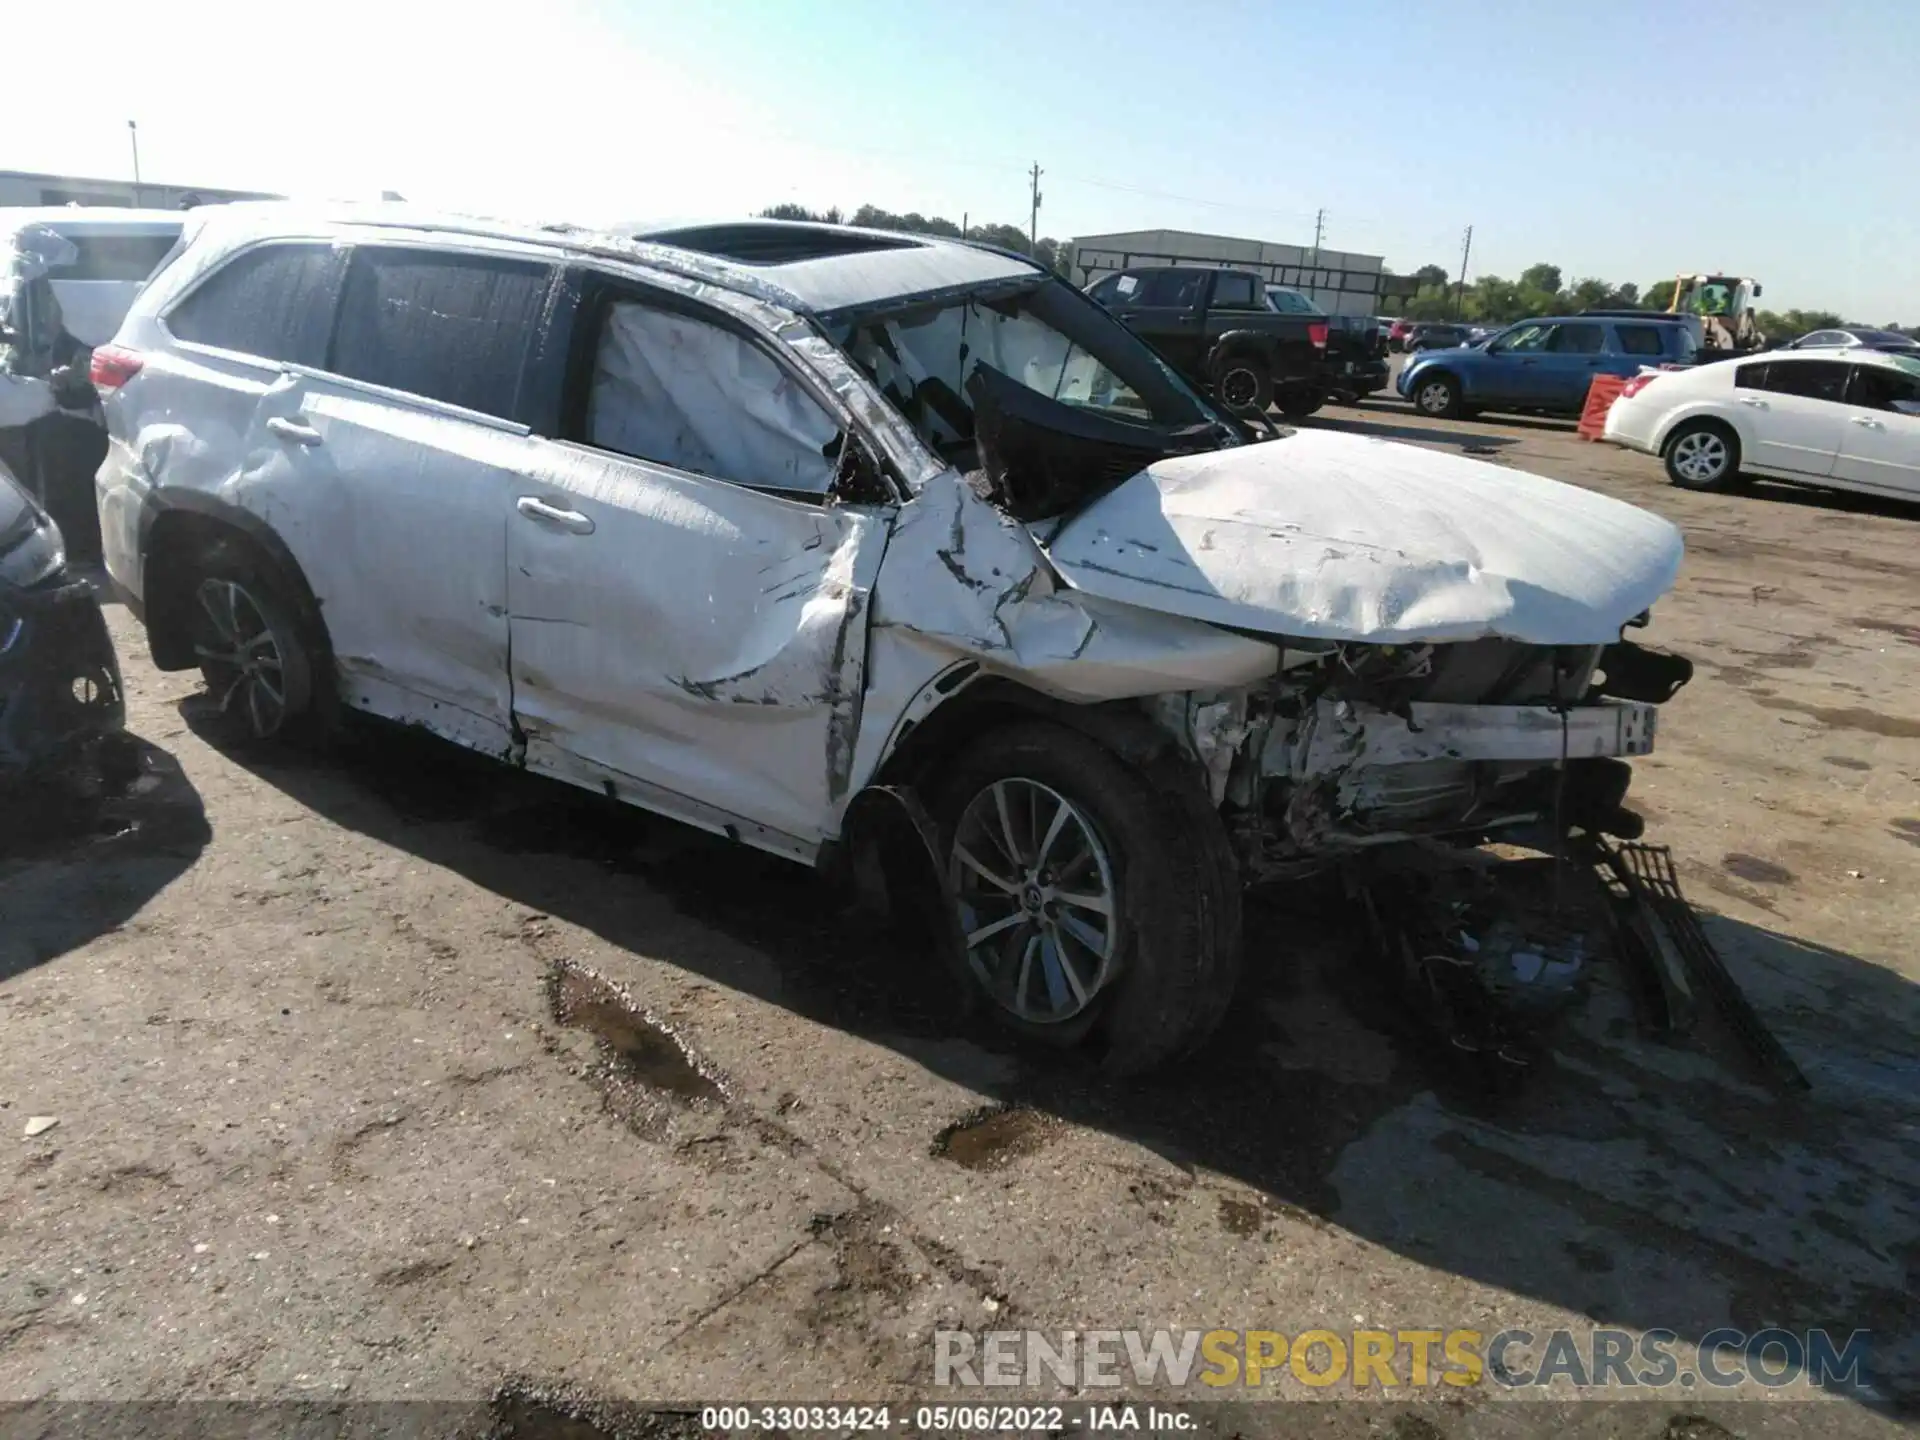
265, 415, 322, 446
1849, 415, 1884, 429
516, 495, 596, 534
1738, 397, 1767, 408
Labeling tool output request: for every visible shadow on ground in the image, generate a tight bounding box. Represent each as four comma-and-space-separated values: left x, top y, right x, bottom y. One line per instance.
1342, 398, 1580, 436
0, 738, 210, 982
201, 712, 1920, 1410
1299, 411, 1518, 453
1733, 478, 1920, 525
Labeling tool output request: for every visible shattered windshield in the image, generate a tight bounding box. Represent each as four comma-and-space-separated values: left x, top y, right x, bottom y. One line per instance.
831, 281, 1220, 466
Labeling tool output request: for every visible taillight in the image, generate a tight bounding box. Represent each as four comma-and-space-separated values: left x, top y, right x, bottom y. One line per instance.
89, 345, 144, 390
1620, 374, 1657, 400
1308, 322, 1328, 349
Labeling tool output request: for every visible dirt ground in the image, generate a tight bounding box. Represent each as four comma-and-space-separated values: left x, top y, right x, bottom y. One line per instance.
2, 394, 1917, 1438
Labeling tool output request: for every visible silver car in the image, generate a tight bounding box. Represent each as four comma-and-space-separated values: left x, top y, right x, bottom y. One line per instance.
93, 208, 1687, 1072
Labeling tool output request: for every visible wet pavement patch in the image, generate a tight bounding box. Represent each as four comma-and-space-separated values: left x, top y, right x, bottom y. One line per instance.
488, 1381, 703, 1440
547, 961, 724, 1139
1216, 1195, 1265, 1237
1752, 696, 1920, 739
1721, 852, 1794, 886
932, 1106, 1056, 1171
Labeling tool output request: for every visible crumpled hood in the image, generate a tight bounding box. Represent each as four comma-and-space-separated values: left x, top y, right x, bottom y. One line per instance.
1042, 430, 1683, 645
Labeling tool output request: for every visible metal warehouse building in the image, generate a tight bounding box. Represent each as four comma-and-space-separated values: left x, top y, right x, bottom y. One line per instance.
0, 169, 280, 211
1067, 228, 1418, 317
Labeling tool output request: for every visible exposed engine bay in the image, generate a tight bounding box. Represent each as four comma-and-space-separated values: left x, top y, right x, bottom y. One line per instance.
1149, 631, 1691, 877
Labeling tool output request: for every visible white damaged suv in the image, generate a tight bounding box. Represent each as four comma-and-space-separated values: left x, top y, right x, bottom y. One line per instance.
94, 208, 1688, 1071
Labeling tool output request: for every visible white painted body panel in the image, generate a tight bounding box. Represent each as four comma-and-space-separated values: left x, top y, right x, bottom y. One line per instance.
1046, 430, 1684, 646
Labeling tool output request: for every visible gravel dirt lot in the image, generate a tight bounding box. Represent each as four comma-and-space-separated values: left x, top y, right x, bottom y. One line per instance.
2, 393, 1917, 1438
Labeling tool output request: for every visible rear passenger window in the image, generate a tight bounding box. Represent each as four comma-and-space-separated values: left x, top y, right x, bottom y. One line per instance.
1549, 323, 1605, 354
328, 249, 551, 422
578, 300, 840, 496
1139, 271, 1207, 309
1616, 326, 1667, 357
1757, 359, 1849, 403
166, 243, 343, 366
1734, 361, 1769, 389
1210, 273, 1259, 309
62, 233, 180, 281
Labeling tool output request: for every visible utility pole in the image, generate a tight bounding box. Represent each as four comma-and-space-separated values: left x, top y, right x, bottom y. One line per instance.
1309, 208, 1325, 267
1454, 224, 1474, 319
1028, 163, 1043, 256
128, 120, 143, 206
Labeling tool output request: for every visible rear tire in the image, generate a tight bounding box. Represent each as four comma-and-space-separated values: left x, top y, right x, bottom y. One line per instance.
1663, 420, 1740, 491
1276, 385, 1324, 419
1210, 354, 1272, 414
1412, 372, 1463, 418
186, 544, 317, 745
935, 721, 1242, 1075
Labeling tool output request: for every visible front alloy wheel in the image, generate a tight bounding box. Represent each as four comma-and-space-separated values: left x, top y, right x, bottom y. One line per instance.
1415, 376, 1459, 417
949, 778, 1119, 1026
192, 577, 293, 740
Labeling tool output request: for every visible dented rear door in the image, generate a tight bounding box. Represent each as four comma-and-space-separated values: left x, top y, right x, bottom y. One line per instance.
505, 286, 888, 858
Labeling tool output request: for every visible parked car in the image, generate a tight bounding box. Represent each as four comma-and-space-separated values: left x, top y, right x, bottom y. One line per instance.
1398, 315, 1699, 419
1263, 286, 1390, 403
1604, 349, 1920, 498
1405, 323, 1472, 352
1784, 327, 1920, 354
96, 209, 1687, 1071
0, 459, 129, 790
1086, 266, 1327, 416
1, 210, 186, 559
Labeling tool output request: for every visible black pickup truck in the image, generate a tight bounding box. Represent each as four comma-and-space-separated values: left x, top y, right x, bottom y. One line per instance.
1086, 266, 1381, 418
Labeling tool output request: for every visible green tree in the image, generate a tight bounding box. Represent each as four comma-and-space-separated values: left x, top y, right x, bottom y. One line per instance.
1568, 277, 1611, 312
1642, 278, 1678, 311
758, 203, 843, 224
1411, 263, 1449, 289
1519, 263, 1563, 297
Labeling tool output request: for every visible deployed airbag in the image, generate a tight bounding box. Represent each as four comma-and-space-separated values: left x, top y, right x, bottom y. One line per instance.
589, 303, 840, 494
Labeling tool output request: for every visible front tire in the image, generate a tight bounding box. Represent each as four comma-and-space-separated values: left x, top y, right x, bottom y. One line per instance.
187, 546, 316, 744
1412, 372, 1463, 418
1663, 420, 1740, 491
936, 721, 1242, 1075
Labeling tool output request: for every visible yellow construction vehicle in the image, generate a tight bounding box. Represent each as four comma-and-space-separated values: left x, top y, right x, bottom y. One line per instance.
1667, 274, 1765, 355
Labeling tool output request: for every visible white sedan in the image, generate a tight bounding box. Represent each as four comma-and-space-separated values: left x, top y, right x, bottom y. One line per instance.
1604, 347, 1920, 499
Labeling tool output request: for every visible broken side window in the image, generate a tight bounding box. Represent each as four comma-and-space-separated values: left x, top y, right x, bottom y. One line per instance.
164, 243, 344, 369
329, 249, 551, 422
582, 301, 840, 497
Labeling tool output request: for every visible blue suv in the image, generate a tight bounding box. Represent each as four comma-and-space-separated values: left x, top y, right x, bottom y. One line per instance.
1397, 314, 1698, 419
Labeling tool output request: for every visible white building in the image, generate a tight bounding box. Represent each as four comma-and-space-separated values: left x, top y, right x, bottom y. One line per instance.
0, 169, 279, 211
1067, 228, 1417, 317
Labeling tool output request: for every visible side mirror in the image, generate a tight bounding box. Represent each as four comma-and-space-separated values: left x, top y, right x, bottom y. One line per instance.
832, 434, 891, 505
1752, 285, 1763, 298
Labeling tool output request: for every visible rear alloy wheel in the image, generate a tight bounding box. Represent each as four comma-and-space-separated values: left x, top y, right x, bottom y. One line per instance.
950, 778, 1118, 1028
189, 558, 314, 743
1212, 358, 1272, 414
1414, 373, 1462, 418
1664, 421, 1740, 491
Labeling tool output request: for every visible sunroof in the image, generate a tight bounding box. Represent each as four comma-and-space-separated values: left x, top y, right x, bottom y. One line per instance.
641, 223, 922, 266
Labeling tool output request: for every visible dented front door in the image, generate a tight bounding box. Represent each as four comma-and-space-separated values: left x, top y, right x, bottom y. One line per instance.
505, 442, 887, 856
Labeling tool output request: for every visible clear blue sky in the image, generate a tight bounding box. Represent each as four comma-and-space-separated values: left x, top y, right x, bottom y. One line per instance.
13, 0, 1914, 320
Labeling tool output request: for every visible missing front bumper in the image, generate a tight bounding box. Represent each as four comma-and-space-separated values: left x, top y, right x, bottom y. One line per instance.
0, 577, 127, 784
